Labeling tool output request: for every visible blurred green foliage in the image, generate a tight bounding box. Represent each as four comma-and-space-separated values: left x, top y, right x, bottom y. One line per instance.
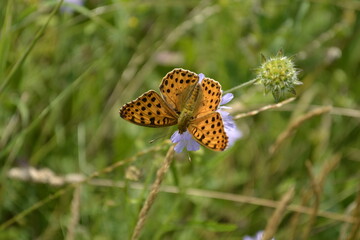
1, 0, 360, 239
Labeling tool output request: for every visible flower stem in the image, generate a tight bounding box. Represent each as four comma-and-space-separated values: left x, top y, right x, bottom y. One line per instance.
223, 78, 257, 94
130, 145, 175, 240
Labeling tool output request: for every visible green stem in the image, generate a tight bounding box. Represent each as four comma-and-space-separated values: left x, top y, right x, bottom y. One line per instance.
224, 78, 257, 94
0, 0, 64, 94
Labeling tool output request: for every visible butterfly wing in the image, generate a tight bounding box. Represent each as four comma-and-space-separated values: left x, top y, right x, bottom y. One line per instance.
119, 90, 178, 127
194, 77, 222, 118
188, 112, 228, 151
159, 68, 199, 113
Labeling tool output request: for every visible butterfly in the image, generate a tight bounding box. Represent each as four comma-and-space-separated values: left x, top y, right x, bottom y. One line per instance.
119, 68, 228, 151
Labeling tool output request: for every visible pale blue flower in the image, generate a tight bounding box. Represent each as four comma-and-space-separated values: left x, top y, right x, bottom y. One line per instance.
217, 92, 242, 148
61, 0, 84, 13
171, 74, 241, 153
198, 73, 205, 83
244, 231, 275, 240
171, 130, 200, 153
220, 92, 234, 105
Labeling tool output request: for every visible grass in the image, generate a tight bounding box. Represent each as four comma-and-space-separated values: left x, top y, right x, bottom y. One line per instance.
1, 0, 360, 239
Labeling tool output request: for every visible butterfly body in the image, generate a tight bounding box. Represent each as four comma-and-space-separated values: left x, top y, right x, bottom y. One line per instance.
120, 68, 229, 151
177, 83, 202, 133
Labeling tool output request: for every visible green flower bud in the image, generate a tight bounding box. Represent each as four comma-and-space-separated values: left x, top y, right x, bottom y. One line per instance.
255, 50, 302, 102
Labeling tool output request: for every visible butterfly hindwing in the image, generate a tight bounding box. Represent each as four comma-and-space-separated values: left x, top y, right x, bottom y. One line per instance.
195, 77, 222, 118
119, 90, 178, 127
188, 112, 228, 151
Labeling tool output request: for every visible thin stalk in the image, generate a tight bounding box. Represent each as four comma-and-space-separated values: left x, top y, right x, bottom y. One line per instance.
224, 79, 257, 94
130, 145, 175, 240
0, 0, 64, 94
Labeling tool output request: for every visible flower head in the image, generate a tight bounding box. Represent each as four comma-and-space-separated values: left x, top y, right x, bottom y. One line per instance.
217, 92, 242, 148
244, 231, 275, 240
255, 50, 302, 102
171, 130, 200, 153
171, 74, 242, 153
61, 0, 84, 13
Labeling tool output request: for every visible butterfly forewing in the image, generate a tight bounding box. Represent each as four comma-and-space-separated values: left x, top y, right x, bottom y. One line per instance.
195, 78, 222, 118
159, 68, 199, 113
188, 112, 228, 151
119, 90, 178, 127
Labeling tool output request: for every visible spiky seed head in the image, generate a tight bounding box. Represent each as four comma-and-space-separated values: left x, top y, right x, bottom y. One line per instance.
255, 51, 302, 102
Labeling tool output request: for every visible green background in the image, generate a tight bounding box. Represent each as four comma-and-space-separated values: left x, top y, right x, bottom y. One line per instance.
1, 0, 360, 239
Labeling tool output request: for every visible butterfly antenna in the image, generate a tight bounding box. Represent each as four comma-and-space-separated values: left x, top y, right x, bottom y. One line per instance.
149, 134, 167, 144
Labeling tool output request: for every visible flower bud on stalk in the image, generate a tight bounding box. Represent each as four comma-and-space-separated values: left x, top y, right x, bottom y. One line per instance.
255, 50, 302, 102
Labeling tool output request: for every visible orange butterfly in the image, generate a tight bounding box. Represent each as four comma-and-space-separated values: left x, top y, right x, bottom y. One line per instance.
120, 68, 230, 151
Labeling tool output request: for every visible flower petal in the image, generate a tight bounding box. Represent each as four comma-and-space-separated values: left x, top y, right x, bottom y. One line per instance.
217, 109, 242, 147
186, 139, 200, 151
226, 126, 242, 147
243, 237, 254, 240
255, 231, 264, 240
219, 106, 232, 110
171, 130, 200, 153
243, 231, 274, 240
170, 131, 181, 143
61, 0, 84, 13
198, 73, 205, 84
174, 140, 186, 153
220, 93, 234, 105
